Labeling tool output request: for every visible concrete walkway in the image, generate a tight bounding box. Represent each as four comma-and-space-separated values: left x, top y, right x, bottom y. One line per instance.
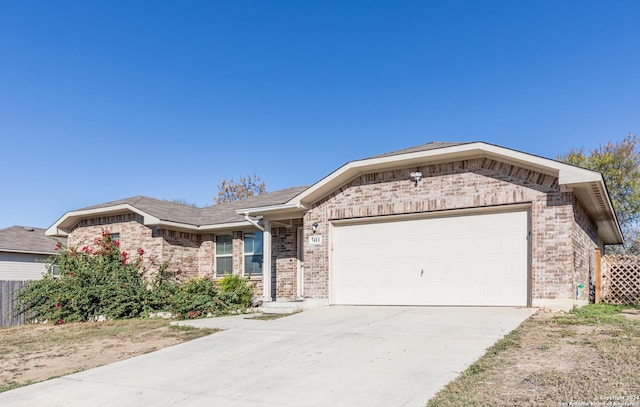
0, 306, 536, 406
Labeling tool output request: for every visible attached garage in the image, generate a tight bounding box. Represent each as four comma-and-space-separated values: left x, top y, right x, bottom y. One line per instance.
53, 142, 623, 310
229, 141, 622, 309
330, 207, 530, 306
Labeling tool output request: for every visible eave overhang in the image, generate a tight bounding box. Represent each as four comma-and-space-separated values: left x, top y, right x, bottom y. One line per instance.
46, 142, 624, 246
46, 204, 158, 237
235, 203, 307, 221
45, 204, 257, 237
0, 248, 57, 256
281, 142, 623, 245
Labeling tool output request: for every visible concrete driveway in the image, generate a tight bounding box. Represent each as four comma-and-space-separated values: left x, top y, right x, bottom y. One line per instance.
0, 306, 535, 406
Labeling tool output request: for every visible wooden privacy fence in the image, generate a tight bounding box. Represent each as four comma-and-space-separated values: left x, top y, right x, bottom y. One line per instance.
601, 255, 640, 305
0, 280, 27, 328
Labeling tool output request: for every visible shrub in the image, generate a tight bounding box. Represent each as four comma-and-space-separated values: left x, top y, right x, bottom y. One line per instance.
217, 274, 254, 311
168, 275, 254, 319
16, 231, 256, 323
16, 231, 150, 323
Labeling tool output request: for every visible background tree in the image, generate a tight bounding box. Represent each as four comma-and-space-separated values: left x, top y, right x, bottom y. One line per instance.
165, 198, 198, 207
214, 173, 266, 204
559, 133, 640, 253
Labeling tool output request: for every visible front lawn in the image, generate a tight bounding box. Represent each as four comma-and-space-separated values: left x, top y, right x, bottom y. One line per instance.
427, 304, 640, 406
0, 318, 216, 393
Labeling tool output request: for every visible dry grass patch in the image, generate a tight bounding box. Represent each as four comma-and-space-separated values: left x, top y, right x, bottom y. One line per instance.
0, 318, 216, 393
427, 304, 640, 407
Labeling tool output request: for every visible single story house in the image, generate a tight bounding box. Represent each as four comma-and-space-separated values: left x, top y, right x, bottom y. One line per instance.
46, 142, 623, 309
0, 226, 65, 281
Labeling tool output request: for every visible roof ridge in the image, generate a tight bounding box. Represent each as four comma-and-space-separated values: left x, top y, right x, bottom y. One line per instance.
362, 141, 471, 160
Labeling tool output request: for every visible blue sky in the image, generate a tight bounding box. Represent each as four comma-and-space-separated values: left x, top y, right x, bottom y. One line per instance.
1, 1, 639, 229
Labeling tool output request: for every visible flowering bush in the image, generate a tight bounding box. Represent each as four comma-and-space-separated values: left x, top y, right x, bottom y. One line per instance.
16, 230, 255, 323
17, 231, 149, 323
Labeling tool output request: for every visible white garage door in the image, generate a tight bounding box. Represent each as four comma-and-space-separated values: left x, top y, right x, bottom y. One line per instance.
331, 209, 529, 306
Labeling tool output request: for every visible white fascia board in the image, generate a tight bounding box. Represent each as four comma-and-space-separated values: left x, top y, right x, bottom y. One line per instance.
282, 141, 621, 243
235, 203, 306, 216
197, 221, 253, 231
45, 202, 256, 236
288, 143, 492, 205
147, 219, 199, 231
475, 144, 603, 184
45, 204, 160, 236
0, 249, 56, 256
555, 164, 602, 185
288, 142, 606, 206
148, 220, 257, 232
45, 226, 68, 237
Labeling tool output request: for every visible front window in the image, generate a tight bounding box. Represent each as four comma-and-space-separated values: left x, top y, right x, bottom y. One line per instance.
216, 235, 233, 277
244, 231, 263, 277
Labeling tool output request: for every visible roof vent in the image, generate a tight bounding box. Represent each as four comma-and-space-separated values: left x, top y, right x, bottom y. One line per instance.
23, 227, 35, 232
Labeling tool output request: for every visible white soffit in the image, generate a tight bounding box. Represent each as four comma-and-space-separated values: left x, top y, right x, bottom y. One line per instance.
289, 142, 603, 205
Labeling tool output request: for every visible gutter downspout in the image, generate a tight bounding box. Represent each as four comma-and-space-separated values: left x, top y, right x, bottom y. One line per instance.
243, 213, 264, 231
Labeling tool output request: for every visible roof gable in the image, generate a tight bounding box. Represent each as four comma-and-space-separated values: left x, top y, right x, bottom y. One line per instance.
45, 141, 622, 245
276, 141, 620, 244
285, 141, 604, 203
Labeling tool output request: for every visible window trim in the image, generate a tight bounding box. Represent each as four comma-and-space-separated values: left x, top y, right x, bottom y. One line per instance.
215, 234, 233, 277
243, 231, 263, 277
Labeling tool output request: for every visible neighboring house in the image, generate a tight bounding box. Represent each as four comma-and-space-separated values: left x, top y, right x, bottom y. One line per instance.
46, 142, 623, 309
0, 226, 65, 281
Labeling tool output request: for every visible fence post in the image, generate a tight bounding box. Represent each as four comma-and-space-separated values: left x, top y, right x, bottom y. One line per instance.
595, 248, 601, 304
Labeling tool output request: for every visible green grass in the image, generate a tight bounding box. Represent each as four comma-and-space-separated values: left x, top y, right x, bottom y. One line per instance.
247, 311, 302, 320
0, 381, 30, 393
554, 303, 635, 325
168, 324, 216, 340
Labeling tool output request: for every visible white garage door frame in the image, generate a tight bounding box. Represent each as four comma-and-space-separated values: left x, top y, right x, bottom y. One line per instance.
328, 204, 532, 307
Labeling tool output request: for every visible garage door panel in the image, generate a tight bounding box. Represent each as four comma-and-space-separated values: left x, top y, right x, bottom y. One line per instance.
331, 210, 528, 306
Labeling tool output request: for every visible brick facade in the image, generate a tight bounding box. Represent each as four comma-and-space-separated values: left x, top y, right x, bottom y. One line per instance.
68, 217, 282, 299
302, 157, 600, 303
65, 156, 605, 306
572, 197, 601, 301
69, 220, 213, 279
271, 220, 304, 301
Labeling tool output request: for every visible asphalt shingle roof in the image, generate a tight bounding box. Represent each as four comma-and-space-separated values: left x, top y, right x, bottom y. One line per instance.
70, 144, 472, 227
0, 226, 66, 254
364, 141, 470, 159
76, 186, 310, 227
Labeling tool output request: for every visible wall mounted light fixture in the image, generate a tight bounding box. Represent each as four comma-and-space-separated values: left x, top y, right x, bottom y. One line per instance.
410, 171, 422, 186
311, 222, 319, 233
